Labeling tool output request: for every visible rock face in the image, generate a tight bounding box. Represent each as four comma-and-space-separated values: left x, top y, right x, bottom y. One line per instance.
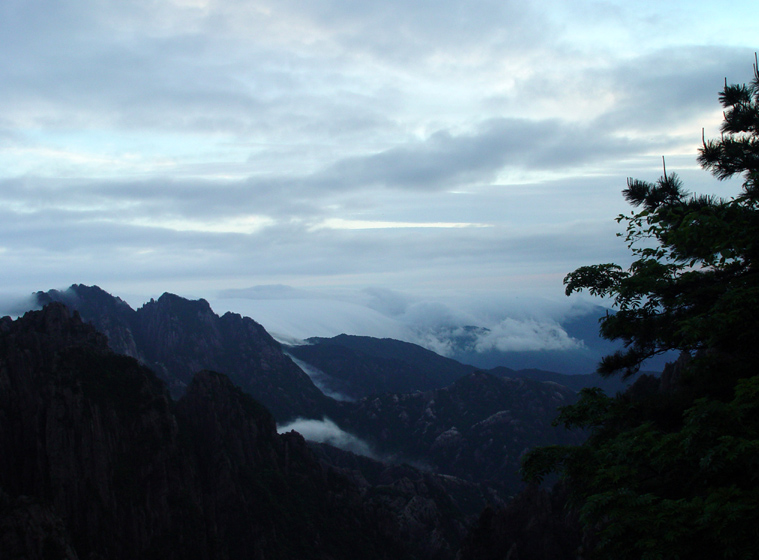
0, 304, 189, 559
37, 285, 332, 421
0, 304, 483, 559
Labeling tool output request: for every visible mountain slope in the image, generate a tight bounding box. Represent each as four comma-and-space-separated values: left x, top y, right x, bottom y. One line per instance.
287, 334, 477, 399
0, 304, 480, 560
37, 285, 332, 421
290, 333, 631, 398
334, 372, 584, 491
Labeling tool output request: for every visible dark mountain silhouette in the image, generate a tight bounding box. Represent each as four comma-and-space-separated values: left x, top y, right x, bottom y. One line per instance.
28, 286, 595, 494
36, 285, 333, 422
0, 304, 487, 560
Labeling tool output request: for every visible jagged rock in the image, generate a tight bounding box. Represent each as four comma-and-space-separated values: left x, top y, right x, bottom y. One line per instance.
37, 285, 332, 421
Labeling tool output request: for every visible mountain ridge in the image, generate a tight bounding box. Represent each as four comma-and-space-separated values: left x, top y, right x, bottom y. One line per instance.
31, 285, 589, 494
37, 285, 333, 422
0, 303, 487, 559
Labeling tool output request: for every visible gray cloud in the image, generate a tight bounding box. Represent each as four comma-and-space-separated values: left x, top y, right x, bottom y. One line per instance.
592, 46, 757, 134
313, 118, 642, 192
1, 0, 756, 332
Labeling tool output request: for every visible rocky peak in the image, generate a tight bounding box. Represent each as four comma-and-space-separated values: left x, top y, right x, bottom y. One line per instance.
35, 285, 332, 421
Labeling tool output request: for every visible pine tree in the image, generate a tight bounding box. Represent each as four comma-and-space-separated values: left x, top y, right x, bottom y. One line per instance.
522, 56, 759, 559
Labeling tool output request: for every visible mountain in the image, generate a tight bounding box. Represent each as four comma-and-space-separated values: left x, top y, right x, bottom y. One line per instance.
413, 314, 611, 375
286, 334, 477, 399
434, 305, 675, 375
30, 286, 588, 494
457, 482, 584, 560
36, 285, 333, 422
0, 304, 489, 560
489, 366, 632, 395
333, 372, 584, 492
289, 333, 632, 398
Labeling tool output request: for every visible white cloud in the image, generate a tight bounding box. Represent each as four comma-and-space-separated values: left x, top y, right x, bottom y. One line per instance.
277, 417, 377, 458
212, 285, 588, 356
287, 356, 354, 402
473, 318, 584, 353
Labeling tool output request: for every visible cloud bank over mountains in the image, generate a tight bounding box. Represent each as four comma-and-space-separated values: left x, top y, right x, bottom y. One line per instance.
213, 284, 591, 361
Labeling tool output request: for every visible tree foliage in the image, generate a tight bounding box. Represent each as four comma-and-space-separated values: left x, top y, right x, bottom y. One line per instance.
522, 57, 759, 559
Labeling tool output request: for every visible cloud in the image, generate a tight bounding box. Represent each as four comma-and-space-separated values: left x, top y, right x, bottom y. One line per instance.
277, 417, 377, 458
1, 0, 756, 322
0, 293, 41, 319
473, 318, 584, 352
310, 117, 644, 192
213, 284, 591, 358
592, 47, 756, 135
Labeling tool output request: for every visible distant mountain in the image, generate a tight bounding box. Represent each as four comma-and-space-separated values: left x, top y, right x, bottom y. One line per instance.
436, 317, 610, 375
287, 334, 477, 399
36, 285, 333, 422
489, 366, 632, 396
289, 333, 632, 398
437, 305, 675, 375
0, 304, 488, 560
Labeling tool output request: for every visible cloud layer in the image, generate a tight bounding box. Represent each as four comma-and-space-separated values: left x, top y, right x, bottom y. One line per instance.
1, 0, 756, 323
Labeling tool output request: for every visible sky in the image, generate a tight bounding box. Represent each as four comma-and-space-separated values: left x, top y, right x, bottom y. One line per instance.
1, 0, 757, 347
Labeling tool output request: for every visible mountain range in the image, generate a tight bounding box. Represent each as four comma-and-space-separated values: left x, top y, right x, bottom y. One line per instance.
1, 303, 502, 559
0, 283, 643, 558
31, 286, 609, 489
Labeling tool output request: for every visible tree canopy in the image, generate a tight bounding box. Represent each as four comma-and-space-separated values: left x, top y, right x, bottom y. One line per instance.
522, 57, 759, 559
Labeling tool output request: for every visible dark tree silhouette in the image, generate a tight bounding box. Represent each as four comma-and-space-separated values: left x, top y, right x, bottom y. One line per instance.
522, 56, 759, 559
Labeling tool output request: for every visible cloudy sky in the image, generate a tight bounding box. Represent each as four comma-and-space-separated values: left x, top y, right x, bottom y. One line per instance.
1, 0, 757, 343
